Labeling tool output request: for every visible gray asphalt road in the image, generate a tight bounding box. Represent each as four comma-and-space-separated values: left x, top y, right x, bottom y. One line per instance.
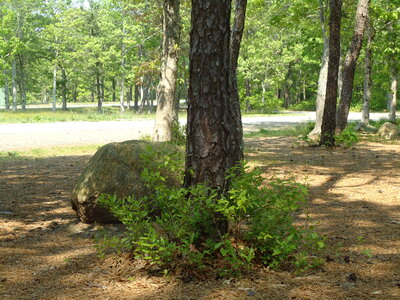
0, 112, 390, 151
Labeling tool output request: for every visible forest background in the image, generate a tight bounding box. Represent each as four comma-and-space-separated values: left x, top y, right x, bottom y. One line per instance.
0, 0, 398, 115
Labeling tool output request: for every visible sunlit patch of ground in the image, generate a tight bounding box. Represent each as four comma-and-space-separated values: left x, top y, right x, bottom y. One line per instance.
0, 137, 399, 299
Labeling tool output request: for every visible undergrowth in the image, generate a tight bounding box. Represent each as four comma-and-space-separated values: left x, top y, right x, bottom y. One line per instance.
97, 146, 325, 278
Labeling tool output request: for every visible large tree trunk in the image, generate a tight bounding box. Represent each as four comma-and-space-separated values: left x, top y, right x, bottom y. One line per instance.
52, 65, 57, 111
185, 0, 242, 191
12, 59, 17, 112
185, 0, 241, 238
309, 0, 329, 139
153, 0, 181, 141
389, 56, 398, 123
61, 68, 67, 110
320, 0, 342, 147
336, 0, 369, 132
362, 18, 373, 124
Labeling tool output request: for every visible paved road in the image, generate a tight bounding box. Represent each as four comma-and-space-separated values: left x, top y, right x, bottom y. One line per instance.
0, 112, 390, 151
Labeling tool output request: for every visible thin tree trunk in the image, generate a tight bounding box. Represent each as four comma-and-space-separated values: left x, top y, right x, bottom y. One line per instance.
336, 0, 370, 132
134, 84, 139, 111
362, 18, 373, 124
52, 65, 57, 111
18, 56, 26, 110
153, 0, 181, 141
101, 77, 105, 104
309, 0, 329, 139
12, 59, 17, 112
320, 0, 342, 147
139, 79, 145, 114
127, 84, 132, 109
245, 79, 251, 112
4, 71, 10, 110
73, 83, 77, 102
120, 21, 126, 113
229, 0, 246, 162
389, 56, 398, 122
61, 68, 67, 110
112, 78, 116, 103
96, 74, 102, 113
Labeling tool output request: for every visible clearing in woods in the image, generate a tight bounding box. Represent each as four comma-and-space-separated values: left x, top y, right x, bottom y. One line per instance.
0, 136, 399, 299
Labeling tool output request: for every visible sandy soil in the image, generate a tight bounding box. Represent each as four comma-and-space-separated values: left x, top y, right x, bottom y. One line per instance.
0, 137, 399, 299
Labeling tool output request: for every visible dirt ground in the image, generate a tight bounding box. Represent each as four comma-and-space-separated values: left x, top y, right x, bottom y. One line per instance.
0, 137, 399, 300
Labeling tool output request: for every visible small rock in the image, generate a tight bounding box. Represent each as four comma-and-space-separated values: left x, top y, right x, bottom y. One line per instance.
0, 211, 13, 215
340, 282, 355, 290
270, 284, 288, 288
247, 289, 256, 296
346, 273, 358, 282
371, 290, 382, 295
325, 255, 334, 262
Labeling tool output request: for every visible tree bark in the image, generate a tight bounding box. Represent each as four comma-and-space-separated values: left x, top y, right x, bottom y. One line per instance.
185, 0, 242, 191
153, 0, 181, 141
336, 0, 369, 132
320, 0, 342, 147
309, 0, 329, 139
389, 55, 398, 123
61, 67, 67, 110
12, 59, 17, 112
362, 18, 373, 124
185, 0, 242, 238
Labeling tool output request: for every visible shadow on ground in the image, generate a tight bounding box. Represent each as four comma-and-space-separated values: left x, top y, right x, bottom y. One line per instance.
0, 139, 399, 299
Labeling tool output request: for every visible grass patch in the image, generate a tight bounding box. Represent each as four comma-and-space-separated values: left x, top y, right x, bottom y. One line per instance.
242, 111, 308, 117
0, 144, 100, 160
244, 122, 313, 138
0, 106, 187, 123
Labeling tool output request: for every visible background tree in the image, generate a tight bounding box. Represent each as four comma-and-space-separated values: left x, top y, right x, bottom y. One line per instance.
336, 0, 369, 132
320, 0, 343, 147
153, 0, 181, 142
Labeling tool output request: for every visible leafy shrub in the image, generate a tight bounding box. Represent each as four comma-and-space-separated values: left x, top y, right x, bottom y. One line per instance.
335, 128, 359, 147
98, 147, 325, 277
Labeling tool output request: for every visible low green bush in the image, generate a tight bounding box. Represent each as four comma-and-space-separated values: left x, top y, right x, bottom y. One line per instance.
98, 146, 325, 277
335, 128, 359, 148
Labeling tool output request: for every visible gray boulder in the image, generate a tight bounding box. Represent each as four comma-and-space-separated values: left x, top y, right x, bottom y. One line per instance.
378, 122, 400, 140
71, 140, 182, 224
